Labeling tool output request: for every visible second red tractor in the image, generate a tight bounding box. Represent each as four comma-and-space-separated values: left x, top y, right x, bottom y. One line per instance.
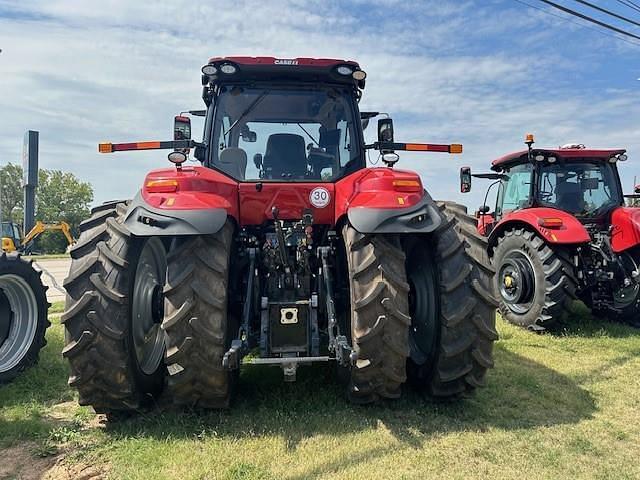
462, 136, 640, 329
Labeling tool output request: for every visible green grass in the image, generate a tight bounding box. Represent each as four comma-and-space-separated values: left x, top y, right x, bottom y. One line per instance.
1, 305, 639, 479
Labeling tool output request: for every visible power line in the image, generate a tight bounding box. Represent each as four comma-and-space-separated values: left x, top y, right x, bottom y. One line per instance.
513, 0, 640, 46
537, 0, 640, 40
615, 0, 640, 14
570, 0, 640, 27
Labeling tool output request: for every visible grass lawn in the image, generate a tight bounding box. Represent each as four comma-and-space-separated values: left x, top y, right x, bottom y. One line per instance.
1, 302, 639, 479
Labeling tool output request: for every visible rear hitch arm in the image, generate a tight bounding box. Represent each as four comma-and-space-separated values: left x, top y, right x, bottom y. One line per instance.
223, 247, 258, 370
319, 246, 357, 367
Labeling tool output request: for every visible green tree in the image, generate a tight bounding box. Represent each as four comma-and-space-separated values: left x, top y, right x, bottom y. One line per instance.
35, 170, 93, 253
0, 163, 93, 254
0, 163, 24, 222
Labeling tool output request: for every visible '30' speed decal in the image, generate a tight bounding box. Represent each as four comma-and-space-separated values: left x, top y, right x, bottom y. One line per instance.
309, 187, 331, 208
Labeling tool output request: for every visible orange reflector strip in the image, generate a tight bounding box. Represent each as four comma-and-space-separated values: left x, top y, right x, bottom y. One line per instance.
136, 141, 162, 150
146, 179, 178, 193
393, 180, 421, 187
98, 143, 113, 153
538, 217, 563, 228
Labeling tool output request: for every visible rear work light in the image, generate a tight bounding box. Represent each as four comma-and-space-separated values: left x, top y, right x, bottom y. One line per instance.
201, 64, 217, 75
538, 217, 563, 229
353, 70, 366, 81
146, 179, 178, 193
219, 63, 237, 74
336, 65, 354, 76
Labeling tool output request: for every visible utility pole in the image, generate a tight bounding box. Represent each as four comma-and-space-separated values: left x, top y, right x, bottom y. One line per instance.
22, 130, 39, 234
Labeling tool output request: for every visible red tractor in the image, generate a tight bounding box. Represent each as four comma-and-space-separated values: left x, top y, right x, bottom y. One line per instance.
461, 135, 640, 330
63, 57, 496, 414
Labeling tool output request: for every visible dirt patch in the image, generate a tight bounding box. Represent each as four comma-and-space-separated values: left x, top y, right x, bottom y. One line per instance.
0, 443, 59, 480
0, 443, 106, 480
44, 460, 106, 480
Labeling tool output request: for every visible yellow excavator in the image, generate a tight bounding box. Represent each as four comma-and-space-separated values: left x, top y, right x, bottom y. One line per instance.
1, 220, 75, 253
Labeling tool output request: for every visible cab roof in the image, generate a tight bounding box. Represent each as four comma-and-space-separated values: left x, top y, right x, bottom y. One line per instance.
207, 56, 360, 68
203, 56, 364, 88
491, 148, 627, 171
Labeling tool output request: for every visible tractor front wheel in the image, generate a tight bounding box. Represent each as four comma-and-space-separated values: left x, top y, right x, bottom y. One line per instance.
493, 228, 576, 329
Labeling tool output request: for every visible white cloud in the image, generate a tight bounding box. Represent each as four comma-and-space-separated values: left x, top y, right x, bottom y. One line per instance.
0, 0, 637, 212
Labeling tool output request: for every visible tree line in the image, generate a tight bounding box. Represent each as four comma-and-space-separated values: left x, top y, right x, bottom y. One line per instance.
1, 163, 93, 253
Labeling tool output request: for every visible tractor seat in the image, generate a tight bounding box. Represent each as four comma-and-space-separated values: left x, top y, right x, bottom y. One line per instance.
555, 181, 584, 214
218, 147, 247, 180
262, 134, 308, 179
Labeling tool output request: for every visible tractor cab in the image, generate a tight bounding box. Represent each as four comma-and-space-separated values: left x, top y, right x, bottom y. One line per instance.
189, 57, 369, 184
461, 135, 628, 235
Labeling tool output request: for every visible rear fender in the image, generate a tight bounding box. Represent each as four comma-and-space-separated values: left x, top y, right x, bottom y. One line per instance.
124, 166, 238, 237
487, 207, 590, 251
610, 207, 640, 253
335, 168, 442, 234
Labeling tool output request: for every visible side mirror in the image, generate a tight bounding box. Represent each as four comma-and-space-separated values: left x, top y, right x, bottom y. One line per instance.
241, 125, 257, 143
174, 115, 191, 141
377, 118, 394, 143
460, 166, 472, 193
254, 153, 263, 169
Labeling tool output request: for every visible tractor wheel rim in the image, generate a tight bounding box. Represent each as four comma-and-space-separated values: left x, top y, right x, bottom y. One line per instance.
407, 252, 438, 365
0, 275, 39, 373
499, 251, 536, 315
131, 238, 166, 375
613, 252, 640, 309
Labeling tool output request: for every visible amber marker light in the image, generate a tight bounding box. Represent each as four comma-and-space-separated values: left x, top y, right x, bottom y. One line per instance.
538, 217, 563, 229
98, 143, 113, 153
393, 179, 422, 192
146, 179, 179, 193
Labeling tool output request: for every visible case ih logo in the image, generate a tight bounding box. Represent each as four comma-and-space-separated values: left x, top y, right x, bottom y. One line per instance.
274, 59, 298, 65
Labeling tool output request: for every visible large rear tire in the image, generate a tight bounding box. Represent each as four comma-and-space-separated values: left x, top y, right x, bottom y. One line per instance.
406, 202, 498, 397
62, 201, 166, 414
0, 254, 50, 383
162, 223, 237, 408
492, 228, 576, 329
342, 225, 410, 403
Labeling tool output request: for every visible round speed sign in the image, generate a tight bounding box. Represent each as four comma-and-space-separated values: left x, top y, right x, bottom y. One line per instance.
309, 187, 331, 208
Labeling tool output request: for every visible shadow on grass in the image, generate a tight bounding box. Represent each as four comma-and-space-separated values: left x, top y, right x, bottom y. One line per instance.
546, 301, 640, 338
102, 344, 596, 451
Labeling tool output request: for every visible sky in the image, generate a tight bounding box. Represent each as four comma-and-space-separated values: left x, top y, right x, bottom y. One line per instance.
0, 0, 639, 210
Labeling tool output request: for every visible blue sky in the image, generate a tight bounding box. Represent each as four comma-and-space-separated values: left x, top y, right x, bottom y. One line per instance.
0, 0, 638, 209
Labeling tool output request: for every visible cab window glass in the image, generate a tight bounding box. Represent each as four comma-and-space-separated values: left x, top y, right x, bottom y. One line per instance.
209, 86, 361, 181
497, 163, 533, 215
